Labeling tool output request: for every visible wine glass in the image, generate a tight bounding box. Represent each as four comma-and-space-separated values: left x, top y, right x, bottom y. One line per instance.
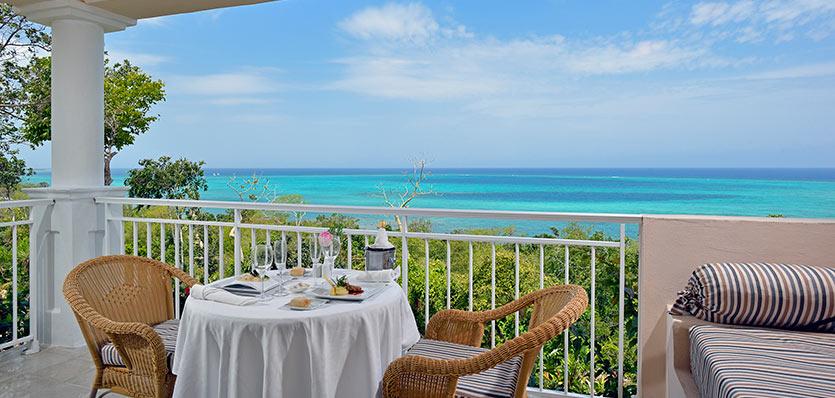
272, 237, 289, 296
273, 235, 288, 270
253, 244, 272, 303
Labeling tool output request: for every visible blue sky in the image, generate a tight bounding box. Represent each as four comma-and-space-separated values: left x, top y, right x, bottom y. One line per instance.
21, 0, 835, 168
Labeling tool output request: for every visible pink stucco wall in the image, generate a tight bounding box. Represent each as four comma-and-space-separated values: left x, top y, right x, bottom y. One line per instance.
638, 215, 835, 397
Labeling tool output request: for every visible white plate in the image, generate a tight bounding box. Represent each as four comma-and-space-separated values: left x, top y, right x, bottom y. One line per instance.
309, 282, 388, 301
284, 298, 328, 311
286, 281, 312, 293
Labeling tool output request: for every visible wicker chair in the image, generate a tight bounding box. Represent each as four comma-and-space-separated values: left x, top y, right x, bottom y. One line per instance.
382, 284, 588, 398
63, 255, 198, 398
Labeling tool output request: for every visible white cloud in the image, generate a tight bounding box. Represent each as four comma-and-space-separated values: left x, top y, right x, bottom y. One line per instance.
689, 0, 835, 42
168, 69, 281, 106
339, 3, 438, 42
690, 1, 755, 26
563, 40, 715, 74
207, 97, 276, 106
138, 16, 170, 27
742, 62, 835, 80
170, 71, 279, 96
107, 50, 169, 68
338, 2, 470, 44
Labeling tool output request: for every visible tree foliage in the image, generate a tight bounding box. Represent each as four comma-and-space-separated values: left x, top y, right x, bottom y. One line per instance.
124, 156, 208, 202
0, 5, 49, 195
21, 58, 166, 185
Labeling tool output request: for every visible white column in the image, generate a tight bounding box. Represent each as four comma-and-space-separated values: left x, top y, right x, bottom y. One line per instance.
18, 0, 135, 347
50, 18, 105, 187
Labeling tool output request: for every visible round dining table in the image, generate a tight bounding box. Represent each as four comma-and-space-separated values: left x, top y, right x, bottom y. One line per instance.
171, 272, 420, 398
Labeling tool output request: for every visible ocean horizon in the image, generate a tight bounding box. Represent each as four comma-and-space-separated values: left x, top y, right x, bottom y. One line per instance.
25, 168, 835, 231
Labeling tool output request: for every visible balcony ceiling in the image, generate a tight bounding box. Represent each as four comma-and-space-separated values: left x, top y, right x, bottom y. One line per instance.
6, 0, 277, 20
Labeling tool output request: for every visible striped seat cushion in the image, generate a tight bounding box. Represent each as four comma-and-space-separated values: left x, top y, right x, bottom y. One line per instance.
100, 319, 178, 368
690, 325, 835, 398
405, 338, 522, 398
672, 263, 835, 331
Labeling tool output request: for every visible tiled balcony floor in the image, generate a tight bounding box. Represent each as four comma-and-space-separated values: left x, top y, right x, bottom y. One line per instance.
0, 347, 128, 398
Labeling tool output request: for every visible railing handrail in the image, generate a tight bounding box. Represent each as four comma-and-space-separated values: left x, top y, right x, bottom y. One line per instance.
95, 197, 643, 224
0, 199, 54, 209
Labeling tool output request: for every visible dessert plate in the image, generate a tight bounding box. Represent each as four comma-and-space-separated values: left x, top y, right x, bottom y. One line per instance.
284, 298, 328, 311
309, 282, 388, 301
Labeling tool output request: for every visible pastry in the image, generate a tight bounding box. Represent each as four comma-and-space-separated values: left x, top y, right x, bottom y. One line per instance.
289, 267, 305, 277
237, 273, 260, 282
289, 296, 311, 308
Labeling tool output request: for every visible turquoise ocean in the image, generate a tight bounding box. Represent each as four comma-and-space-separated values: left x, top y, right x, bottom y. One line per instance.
25, 168, 835, 235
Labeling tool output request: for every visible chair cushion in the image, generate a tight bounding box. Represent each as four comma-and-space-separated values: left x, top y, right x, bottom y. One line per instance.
671, 263, 835, 332
101, 319, 178, 368
406, 338, 523, 398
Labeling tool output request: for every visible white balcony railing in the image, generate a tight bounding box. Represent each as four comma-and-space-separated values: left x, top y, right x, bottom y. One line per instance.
0, 196, 641, 398
0, 198, 53, 352
96, 197, 641, 398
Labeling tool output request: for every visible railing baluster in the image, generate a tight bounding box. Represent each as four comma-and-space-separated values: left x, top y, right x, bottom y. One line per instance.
11, 224, 18, 343
103, 203, 109, 256
539, 245, 545, 391
233, 209, 241, 275
132, 221, 138, 256
296, 232, 302, 267
160, 223, 166, 263
401, 216, 409, 294
250, 228, 256, 266
266, 230, 271, 247
281, 231, 286, 269
424, 239, 430, 329
146, 222, 152, 259
590, 246, 596, 398
491, 243, 496, 348
188, 225, 194, 277
445, 240, 451, 309
218, 226, 224, 279
204, 225, 209, 285
468, 241, 473, 311
174, 225, 181, 318
618, 224, 626, 398
347, 233, 352, 270
564, 245, 570, 394
514, 243, 520, 337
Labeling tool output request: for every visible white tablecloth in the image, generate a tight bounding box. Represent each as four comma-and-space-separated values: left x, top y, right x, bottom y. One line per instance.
171, 274, 420, 398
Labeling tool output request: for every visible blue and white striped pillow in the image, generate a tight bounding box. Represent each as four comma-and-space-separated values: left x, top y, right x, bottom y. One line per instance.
672, 263, 835, 332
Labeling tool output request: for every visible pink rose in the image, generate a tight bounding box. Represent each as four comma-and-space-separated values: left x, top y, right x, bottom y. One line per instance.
318, 231, 333, 248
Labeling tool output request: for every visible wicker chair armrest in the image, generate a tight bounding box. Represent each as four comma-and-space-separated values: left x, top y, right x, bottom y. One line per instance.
103, 321, 169, 378
168, 265, 199, 287
425, 295, 536, 346
67, 294, 169, 376
382, 340, 533, 398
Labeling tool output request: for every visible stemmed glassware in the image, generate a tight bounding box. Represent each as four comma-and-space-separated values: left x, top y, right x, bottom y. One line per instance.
253, 244, 272, 303
272, 237, 289, 296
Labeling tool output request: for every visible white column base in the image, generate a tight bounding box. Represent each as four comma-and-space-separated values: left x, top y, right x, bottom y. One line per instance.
24, 186, 128, 347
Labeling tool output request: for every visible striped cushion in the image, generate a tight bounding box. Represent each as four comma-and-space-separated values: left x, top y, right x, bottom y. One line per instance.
101, 319, 179, 368
406, 338, 522, 398
690, 325, 835, 398
672, 263, 835, 332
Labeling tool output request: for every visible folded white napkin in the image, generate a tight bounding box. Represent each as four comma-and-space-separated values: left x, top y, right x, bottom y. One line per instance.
189, 284, 258, 306
356, 267, 401, 283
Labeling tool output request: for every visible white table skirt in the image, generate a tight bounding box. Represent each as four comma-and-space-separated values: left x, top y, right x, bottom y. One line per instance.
171, 276, 420, 398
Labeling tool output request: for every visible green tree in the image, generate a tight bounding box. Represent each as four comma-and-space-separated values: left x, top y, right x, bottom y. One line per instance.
0, 5, 49, 198
124, 156, 208, 201
0, 154, 31, 199
21, 58, 166, 185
